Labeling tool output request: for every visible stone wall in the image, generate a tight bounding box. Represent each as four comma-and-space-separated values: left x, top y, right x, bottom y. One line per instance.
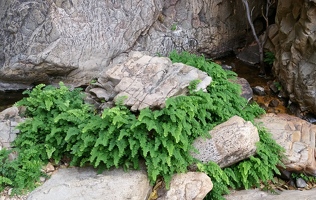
273, 0, 316, 115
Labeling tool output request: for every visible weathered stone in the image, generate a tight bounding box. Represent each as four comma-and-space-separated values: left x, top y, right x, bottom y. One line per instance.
0, 0, 162, 90
256, 113, 316, 175
269, 99, 279, 107
192, 116, 259, 168
157, 172, 212, 200
273, 0, 316, 115
0, 106, 23, 151
134, 1, 265, 58
27, 167, 152, 200
225, 188, 316, 200
0, 0, 265, 90
87, 51, 212, 111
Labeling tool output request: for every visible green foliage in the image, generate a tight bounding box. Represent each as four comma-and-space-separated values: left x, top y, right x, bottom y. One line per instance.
171, 24, 177, 31
291, 172, 316, 184
1, 52, 283, 199
264, 51, 275, 65
200, 125, 285, 200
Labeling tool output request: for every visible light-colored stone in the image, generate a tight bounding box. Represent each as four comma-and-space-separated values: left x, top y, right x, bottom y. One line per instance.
87, 51, 212, 111
256, 113, 316, 175
192, 116, 259, 168
158, 172, 212, 200
225, 188, 316, 200
27, 167, 152, 200
0, 0, 265, 90
0, 107, 19, 120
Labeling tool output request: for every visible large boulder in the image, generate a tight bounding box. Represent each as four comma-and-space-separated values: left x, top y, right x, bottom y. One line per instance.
0, 0, 265, 90
0, 0, 162, 90
272, 0, 316, 115
86, 51, 212, 111
192, 116, 259, 168
256, 113, 316, 175
27, 167, 152, 200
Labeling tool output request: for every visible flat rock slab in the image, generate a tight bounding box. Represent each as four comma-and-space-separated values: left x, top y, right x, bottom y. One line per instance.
192, 116, 259, 168
225, 188, 316, 200
256, 113, 316, 175
27, 167, 151, 200
91, 51, 212, 111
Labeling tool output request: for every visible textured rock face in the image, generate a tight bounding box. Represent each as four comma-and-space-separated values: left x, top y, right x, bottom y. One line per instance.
272, 0, 316, 115
158, 172, 212, 200
0, 106, 23, 150
86, 51, 212, 111
0, 0, 162, 90
256, 113, 316, 175
134, 0, 265, 58
27, 167, 152, 200
0, 0, 265, 90
192, 116, 259, 168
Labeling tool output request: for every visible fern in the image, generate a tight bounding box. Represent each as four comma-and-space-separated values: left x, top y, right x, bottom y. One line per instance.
1, 52, 284, 199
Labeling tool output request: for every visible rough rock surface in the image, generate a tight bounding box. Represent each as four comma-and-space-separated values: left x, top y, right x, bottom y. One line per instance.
192, 116, 259, 168
87, 51, 212, 111
0, 0, 162, 90
256, 113, 316, 175
134, 0, 265, 58
0, 106, 23, 150
232, 77, 253, 102
27, 167, 152, 200
0, 0, 265, 90
272, 0, 316, 115
158, 172, 212, 200
225, 188, 316, 200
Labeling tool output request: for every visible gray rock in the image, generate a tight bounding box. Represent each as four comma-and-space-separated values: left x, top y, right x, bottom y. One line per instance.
0, 0, 266, 90
295, 178, 307, 188
157, 172, 212, 200
236, 44, 260, 65
253, 86, 266, 96
232, 77, 253, 102
255, 113, 316, 175
225, 188, 316, 200
88, 51, 212, 111
192, 116, 259, 168
0, 0, 162, 89
27, 167, 152, 200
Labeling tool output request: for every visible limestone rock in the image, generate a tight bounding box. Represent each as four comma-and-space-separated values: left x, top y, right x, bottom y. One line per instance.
273, 0, 316, 115
27, 167, 151, 200
0, 0, 265, 90
0, 107, 23, 151
192, 116, 259, 168
255, 113, 316, 175
87, 51, 212, 111
134, 1, 265, 58
225, 188, 316, 200
0, 0, 162, 90
158, 172, 212, 200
